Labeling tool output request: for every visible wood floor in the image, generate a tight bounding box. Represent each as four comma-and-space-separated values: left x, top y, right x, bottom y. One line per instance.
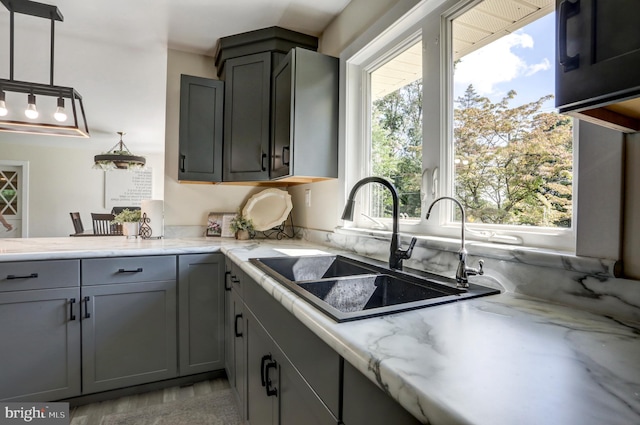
70, 378, 231, 425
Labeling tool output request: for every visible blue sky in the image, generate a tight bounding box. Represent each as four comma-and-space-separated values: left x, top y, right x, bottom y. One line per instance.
453, 12, 556, 112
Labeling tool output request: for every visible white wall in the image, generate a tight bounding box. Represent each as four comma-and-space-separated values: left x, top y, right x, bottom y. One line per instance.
0, 25, 167, 237
163, 49, 268, 229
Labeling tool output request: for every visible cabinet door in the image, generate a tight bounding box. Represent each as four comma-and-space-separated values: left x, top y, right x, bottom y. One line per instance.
81, 281, 177, 394
223, 52, 271, 181
231, 288, 247, 420
244, 270, 340, 417
556, 0, 640, 112
271, 48, 338, 180
271, 52, 293, 179
246, 316, 278, 425
178, 254, 225, 376
342, 361, 421, 425
279, 356, 338, 425
178, 75, 224, 182
0, 288, 81, 401
224, 260, 234, 388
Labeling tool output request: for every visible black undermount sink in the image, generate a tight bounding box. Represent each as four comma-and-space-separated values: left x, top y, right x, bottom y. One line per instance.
250, 255, 499, 322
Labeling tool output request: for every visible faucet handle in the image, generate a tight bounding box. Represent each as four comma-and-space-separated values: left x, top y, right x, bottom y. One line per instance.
467, 259, 484, 277
394, 237, 417, 265
405, 237, 417, 258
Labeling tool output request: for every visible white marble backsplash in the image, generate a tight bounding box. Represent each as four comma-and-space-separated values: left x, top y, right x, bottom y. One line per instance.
302, 228, 640, 324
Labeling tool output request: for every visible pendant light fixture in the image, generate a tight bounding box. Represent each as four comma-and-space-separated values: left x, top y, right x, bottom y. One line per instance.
0, 0, 89, 137
94, 132, 146, 171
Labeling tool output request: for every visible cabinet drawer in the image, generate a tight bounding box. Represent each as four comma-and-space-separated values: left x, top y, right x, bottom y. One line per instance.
0, 260, 80, 292
82, 256, 176, 285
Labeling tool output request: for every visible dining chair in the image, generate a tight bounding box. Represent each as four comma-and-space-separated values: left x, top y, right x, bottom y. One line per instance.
70, 212, 84, 234
91, 213, 122, 235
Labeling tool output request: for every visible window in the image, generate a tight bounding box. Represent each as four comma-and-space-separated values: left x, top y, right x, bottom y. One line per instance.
346, 0, 574, 251
368, 39, 423, 223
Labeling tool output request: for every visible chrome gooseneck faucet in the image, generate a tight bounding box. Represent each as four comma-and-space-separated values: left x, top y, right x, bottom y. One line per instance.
342, 177, 417, 270
426, 196, 484, 288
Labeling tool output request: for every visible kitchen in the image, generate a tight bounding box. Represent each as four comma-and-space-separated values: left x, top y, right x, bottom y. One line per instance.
1, 0, 640, 424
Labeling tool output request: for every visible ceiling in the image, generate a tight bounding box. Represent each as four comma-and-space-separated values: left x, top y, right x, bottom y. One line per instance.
1, 0, 352, 56
371, 0, 553, 100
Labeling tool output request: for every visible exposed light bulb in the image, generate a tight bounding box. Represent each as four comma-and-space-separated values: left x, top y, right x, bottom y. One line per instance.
53, 97, 67, 122
25, 94, 38, 119
0, 91, 7, 117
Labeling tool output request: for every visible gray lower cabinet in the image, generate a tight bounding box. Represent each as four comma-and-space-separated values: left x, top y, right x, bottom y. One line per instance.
240, 267, 339, 425
225, 259, 247, 420
0, 260, 81, 402
81, 256, 177, 394
342, 362, 422, 425
178, 253, 225, 375
246, 309, 337, 425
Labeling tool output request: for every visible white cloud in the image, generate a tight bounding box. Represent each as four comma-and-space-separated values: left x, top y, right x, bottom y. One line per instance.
454, 32, 550, 95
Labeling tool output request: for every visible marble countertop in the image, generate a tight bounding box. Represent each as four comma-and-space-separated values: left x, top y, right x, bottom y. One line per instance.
2, 237, 639, 424
225, 243, 640, 425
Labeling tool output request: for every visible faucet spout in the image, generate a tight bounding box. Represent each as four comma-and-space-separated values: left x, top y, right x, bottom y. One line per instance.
342, 177, 416, 270
426, 196, 483, 287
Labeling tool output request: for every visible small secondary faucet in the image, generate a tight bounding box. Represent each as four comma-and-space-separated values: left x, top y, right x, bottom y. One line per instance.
342, 177, 417, 270
426, 196, 484, 288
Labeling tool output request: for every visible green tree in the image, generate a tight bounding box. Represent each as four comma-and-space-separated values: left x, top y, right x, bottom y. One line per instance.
453, 85, 572, 227
371, 80, 423, 218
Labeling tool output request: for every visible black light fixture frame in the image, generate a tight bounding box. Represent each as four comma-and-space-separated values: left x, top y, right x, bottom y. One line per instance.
0, 0, 89, 137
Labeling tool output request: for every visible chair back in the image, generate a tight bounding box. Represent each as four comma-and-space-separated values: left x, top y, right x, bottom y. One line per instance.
91, 213, 122, 235
111, 206, 141, 215
70, 212, 84, 234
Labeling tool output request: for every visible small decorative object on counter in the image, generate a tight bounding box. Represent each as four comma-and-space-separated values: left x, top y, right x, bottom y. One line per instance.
111, 208, 141, 238
139, 213, 152, 239
229, 211, 254, 240
206, 213, 224, 237
141, 199, 164, 238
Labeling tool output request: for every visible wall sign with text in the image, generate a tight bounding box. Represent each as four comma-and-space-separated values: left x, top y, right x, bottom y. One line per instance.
104, 169, 153, 209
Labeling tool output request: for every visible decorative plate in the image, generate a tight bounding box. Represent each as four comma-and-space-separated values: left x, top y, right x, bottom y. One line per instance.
243, 188, 293, 231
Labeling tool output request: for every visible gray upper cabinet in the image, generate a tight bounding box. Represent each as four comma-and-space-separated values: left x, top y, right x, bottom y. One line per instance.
178, 254, 225, 376
215, 26, 338, 183
178, 75, 224, 182
223, 53, 272, 182
271, 48, 338, 180
556, 0, 640, 132
0, 260, 81, 402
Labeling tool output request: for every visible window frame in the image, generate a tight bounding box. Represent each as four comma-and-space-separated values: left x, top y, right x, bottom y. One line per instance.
342, 0, 577, 252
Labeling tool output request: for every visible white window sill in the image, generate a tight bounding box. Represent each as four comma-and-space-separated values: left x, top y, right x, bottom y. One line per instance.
334, 226, 621, 278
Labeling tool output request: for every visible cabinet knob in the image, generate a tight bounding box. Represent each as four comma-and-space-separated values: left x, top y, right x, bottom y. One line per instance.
69, 298, 76, 321
6, 273, 38, 280
265, 360, 278, 397
83, 296, 91, 319
234, 314, 243, 337
117, 268, 143, 273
